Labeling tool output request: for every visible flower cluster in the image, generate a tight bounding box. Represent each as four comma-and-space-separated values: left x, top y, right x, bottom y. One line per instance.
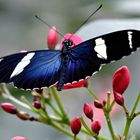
0, 102, 36, 121
69, 65, 135, 139
70, 101, 102, 137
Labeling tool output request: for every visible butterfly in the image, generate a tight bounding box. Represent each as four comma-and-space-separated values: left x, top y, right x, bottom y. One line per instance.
0, 29, 139, 91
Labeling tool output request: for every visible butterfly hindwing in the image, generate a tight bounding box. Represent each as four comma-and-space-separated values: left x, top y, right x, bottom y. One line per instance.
0, 50, 62, 90
64, 42, 102, 84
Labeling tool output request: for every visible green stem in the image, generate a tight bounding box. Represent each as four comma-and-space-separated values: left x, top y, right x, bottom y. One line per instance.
4, 93, 30, 110
123, 93, 140, 139
130, 93, 140, 118
123, 118, 132, 139
40, 94, 47, 111
107, 92, 111, 110
51, 87, 67, 117
134, 112, 140, 118
1, 84, 30, 110
80, 117, 99, 140
81, 128, 90, 135
109, 100, 115, 111
85, 87, 98, 100
74, 135, 76, 140
48, 102, 62, 117
122, 104, 129, 117
104, 110, 115, 140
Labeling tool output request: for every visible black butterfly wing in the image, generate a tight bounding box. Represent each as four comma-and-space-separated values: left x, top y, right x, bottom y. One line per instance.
94, 29, 140, 62
64, 29, 140, 84
0, 50, 62, 90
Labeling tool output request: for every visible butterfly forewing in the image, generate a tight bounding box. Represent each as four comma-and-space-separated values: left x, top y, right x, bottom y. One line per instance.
0, 50, 62, 90
0, 52, 29, 83
91, 29, 140, 63
64, 30, 140, 84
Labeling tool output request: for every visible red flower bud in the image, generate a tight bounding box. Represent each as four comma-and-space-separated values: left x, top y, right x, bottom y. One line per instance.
62, 79, 88, 90
11, 136, 28, 140
70, 117, 82, 135
47, 26, 58, 50
83, 103, 93, 121
112, 66, 130, 94
94, 100, 103, 109
91, 120, 101, 134
33, 100, 41, 109
114, 92, 124, 106
1, 103, 18, 114
16, 111, 30, 120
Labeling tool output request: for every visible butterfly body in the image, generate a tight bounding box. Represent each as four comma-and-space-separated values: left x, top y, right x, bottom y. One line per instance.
58, 39, 73, 91
0, 29, 140, 91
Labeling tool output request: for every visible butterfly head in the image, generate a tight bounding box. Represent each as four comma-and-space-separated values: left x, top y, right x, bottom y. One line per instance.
61, 39, 73, 55
62, 39, 73, 47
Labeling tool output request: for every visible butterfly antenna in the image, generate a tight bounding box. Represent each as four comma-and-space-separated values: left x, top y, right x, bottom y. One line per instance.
73, 4, 102, 33
35, 15, 64, 38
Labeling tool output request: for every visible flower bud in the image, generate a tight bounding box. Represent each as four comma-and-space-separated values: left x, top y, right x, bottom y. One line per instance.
1, 103, 18, 114
62, 79, 88, 90
94, 100, 103, 109
70, 117, 82, 135
83, 103, 93, 121
11, 136, 28, 140
33, 100, 41, 109
16, 111, 30, 120
91, 120, 101, 134
114, 92, 124, 106
47, 26, 58, 50
112, 66, 130, 94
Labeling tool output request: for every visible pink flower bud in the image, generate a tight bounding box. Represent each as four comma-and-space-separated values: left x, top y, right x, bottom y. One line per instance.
83, 103, 93, 121
91, 120, 101, 134
11, 136, 28, 140
94, 100, 103, 109
112, 66, 130, 94
1, 103, 17, 114
33, 100, 41, 109
70, 117, 82, 135
47, 26, 58, 50
114, 92, 124, 106
16, 111, 30, 120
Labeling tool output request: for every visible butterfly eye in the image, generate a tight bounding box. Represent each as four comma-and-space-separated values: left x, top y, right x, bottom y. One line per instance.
68, 39, 73, 46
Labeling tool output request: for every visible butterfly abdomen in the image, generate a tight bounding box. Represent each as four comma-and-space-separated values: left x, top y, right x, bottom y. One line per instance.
57, 55, 69, 91
57, 40, 74, 91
